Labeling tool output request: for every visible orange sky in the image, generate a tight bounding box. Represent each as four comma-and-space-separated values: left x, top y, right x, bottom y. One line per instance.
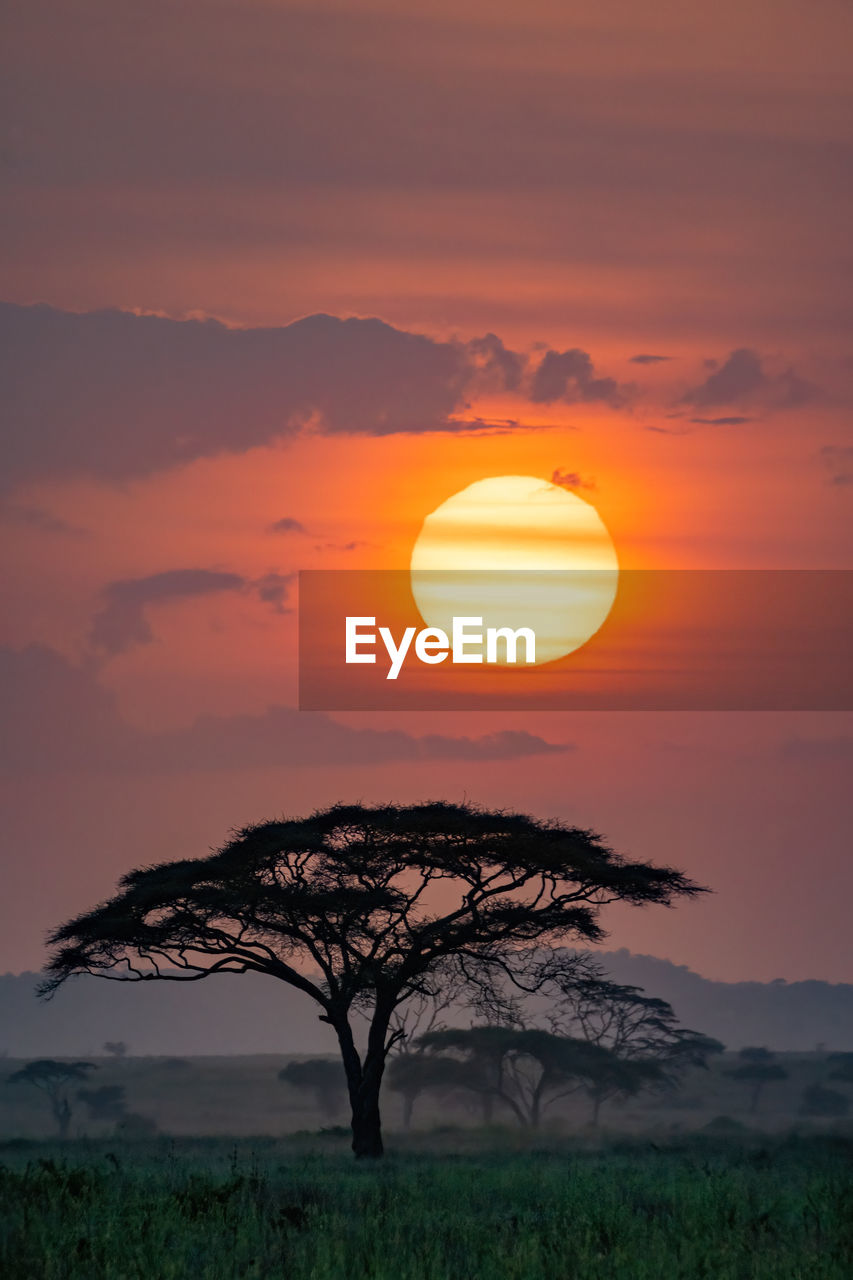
0, 0, 851, 984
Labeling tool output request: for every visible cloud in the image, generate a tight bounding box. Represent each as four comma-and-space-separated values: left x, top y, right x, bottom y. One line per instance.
314, 540, 370, 553
89, 567, 292, 655
689, 417, 755, 426
682, 348, 820, 410
465, 332, 526, 392
0, 304, 474, 492
417, 730, 570, 761
2, 504, 89, 536
0, 645, 570, 774
0, 304, 634, 494
268, 517, 309, 535
820, 445, 853, 487
550, 469, 597, 491
529, 348, 624, 406
253, 571, 293, 614
629, 354, 672, 365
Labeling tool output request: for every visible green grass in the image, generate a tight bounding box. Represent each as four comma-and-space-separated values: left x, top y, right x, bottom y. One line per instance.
1, 1133, 852, 1279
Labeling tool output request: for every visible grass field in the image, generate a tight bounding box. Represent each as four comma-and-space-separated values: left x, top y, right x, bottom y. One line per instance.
1, 1131, 852, 1279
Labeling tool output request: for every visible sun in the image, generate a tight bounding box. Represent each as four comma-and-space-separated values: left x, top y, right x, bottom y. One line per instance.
410, 475, 619, 665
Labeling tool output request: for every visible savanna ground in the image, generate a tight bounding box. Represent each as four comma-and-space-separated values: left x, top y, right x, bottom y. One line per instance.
2, 1132, 852, 1279
2, 1056, 852, 1278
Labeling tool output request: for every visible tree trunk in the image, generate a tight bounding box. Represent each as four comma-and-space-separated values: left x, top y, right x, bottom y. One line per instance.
480, 1092, 494, 1125
54, 1097, 71, 1140
402, 1091, 415, 1131
750, 1083, 762, 1114
351, 1082, 384, 1158
591, 1093, 602, 1127
332, 1003, 390, 1159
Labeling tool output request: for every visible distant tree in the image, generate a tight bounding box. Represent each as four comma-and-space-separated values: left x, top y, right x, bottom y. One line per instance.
103, 1041, 128, 1061
278, 1059, 348, 1118
385, 1052, 480, 1129
725, 1062, 788, 1113
739, 1047, 774, 1064
116, 1112, 158, 1138
420, 1026, 621, 1128
827, 1053, 853, 1085
78, 1084, 128, 1125
799, 1083, 849, 1118
533, 960, 724, 1124
39, 802, 702, 1158
7, 1060, 96, 1138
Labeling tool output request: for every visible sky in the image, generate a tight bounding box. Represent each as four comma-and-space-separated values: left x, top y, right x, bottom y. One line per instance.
1, 0, 851, 983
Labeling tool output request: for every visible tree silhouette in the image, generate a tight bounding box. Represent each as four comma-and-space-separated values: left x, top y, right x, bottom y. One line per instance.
827, 1053, 853, 1086
534, 960, 723, 1123
40, 801, 702, 1158
78, 1084, 128, 1125
725, 1060, 788, 1113
385, 1051, 479, 1129
419, 1025, 622, 1128
738, 1046, 774, 1064
7, 1060, 95, 1138
799, 1083, 849, 1118
103, 1041, 128, 1060
278, 1058, 348, 1118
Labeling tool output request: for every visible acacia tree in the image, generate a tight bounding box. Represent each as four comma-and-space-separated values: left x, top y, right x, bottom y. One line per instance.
278, 1058, 348, 1118
7, 1060, 95, 1138
535, 962, 724, 1123
419, 1025, 621, 1128
40, 801, 702, 1158
78, 1084, 128, 1126
828, 1053, 853, 1086
725, 1060, 789, 1113
386, 1052, 480, 1129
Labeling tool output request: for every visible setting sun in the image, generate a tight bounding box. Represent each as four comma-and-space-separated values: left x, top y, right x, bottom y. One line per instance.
409, 475, 619, 664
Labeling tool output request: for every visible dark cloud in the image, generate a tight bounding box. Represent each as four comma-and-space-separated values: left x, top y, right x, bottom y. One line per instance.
0, 645, 570, 774
550, 469, 597, 491
439, 417, 541, 435
820, 445, 853, 486
465, 332, 526, 392
3, 504, 89, 536
268, 517, 309, 536
682, 348, 820, 410
0, 304, 641, 495
529, 348, 624, 406
629, 354, 672, 365
253, 571, 293, 614
689, 417, 755, 426
314, 540, 371, 553
89, 568, 292, 655
418, 730, 571, 761
0, 304, 473, 492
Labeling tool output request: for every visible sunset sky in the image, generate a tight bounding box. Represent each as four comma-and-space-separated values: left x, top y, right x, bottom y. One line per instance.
1, 0, 851, 983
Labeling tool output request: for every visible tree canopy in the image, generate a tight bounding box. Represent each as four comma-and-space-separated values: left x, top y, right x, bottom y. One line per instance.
41, 801, 703, 1157
7, 1059, 96, 1138
419, 1025, 623, 1128
278, 1058, 348, 1117
529, 959, 723, 1121
725, 1061, 789, 1114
